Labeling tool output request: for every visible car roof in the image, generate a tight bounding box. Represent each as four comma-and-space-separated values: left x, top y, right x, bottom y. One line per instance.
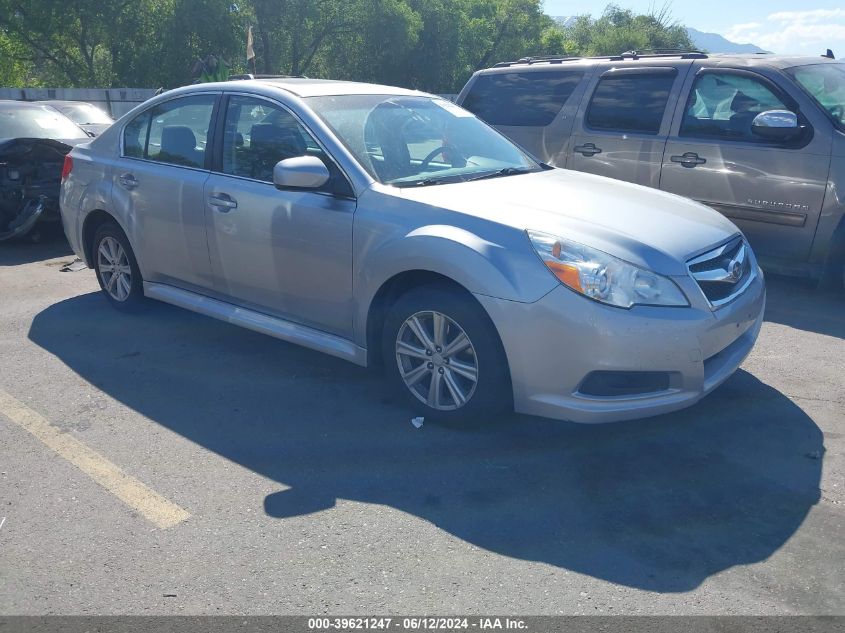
0, 100, 62, 110
478, 52, 842, 73
166, 78, 428, 99
37, 100, 96, 108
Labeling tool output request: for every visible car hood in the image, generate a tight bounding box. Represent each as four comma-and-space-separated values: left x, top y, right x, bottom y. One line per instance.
395, 168, 741, 276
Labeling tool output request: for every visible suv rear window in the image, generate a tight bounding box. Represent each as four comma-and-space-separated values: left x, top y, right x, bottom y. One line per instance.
586, 72, 676, 134
462, 71, 584, 127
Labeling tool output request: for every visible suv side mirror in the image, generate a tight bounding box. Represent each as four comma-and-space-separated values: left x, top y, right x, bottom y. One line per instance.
751, 110, 802, 142
273, 156, 330, 190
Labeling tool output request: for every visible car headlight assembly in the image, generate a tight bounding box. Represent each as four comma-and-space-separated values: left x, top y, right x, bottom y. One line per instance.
527, 230, 689, 309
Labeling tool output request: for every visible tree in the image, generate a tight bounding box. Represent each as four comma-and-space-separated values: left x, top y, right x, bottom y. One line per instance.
0, 0, 696, 92
562, 5, 694, 57
158, 0, 243, 86
0, 0, 113, 86
0, 30, 31, 86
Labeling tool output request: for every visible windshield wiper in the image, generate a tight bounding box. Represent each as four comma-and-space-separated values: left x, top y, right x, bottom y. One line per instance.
398, 175, 465, 188
464, 167, 536, 182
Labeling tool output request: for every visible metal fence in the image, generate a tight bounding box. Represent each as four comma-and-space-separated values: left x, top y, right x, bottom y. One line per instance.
0, 87, 157, 119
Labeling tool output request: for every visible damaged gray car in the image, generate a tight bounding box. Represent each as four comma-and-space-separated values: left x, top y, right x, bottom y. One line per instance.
0, 100, 89, 242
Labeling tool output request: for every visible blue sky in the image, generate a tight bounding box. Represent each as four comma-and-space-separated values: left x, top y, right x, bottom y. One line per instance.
543, 0, 845, 56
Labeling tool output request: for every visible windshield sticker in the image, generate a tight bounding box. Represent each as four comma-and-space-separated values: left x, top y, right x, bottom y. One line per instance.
432, 99, 473, 117
34, 117, 63, 130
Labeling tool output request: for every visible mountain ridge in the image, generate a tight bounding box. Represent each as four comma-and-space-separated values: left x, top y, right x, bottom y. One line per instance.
686, 27, 769, 54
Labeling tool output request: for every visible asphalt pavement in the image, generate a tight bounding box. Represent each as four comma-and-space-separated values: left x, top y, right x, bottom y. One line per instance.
0, 238, 842, 615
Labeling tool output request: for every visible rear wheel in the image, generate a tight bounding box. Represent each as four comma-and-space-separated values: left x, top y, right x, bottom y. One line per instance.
92, 222, 146, 312
382, 284, 511, 422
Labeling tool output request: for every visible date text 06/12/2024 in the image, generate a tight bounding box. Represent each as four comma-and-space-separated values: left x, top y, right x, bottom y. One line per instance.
307, 617, 528, 630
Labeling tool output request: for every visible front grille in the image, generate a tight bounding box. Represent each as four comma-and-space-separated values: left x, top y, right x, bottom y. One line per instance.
687, 237, 755, 308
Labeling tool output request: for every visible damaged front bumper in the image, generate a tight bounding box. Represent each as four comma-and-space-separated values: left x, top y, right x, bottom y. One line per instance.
0, 138, 72, 242
0, 196, 46, 241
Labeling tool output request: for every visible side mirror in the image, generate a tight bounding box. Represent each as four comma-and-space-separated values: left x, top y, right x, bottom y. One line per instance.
751, 110, 802, 141
272, 156, 330, 190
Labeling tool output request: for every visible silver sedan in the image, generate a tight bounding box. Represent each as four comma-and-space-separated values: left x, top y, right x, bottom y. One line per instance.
59, 79, 766, 423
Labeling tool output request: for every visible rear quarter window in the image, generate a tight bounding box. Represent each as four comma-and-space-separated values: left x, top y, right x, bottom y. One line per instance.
586, 72, 676, 134
461, 71, 584, 127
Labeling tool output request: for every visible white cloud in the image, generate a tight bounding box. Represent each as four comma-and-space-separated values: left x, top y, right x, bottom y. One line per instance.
767, 9, 845, 22
726, 8, 845, 55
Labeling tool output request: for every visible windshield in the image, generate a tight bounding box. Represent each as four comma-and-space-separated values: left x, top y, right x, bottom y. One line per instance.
59, 103, 113, 125
788, 63, 845, 130
307, 94, 541, 186
0, 105, 88, 140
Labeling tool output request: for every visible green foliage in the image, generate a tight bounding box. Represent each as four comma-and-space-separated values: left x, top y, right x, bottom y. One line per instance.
0, 31, 31, 86
194, 55, 231, 84
562, 4, 695, 56
0, 1, 693, 92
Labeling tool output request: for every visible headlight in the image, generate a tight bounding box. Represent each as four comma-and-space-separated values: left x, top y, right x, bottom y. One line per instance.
527, 230, 689, 308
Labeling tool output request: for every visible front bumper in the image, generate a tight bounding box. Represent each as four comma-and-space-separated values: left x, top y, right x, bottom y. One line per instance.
476, 268, 766, 423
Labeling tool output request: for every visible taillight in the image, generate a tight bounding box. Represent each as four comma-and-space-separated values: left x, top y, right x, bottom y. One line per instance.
61, 155, 73, 182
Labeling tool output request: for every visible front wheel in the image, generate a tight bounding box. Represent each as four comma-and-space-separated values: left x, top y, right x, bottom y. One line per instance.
382, 284, 511, 422
92, 222, 146, 312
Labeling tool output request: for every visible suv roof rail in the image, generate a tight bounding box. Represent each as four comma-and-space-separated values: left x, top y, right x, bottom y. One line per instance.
618, 49, 708, 59
490, 49, 709, 68
493, 55, 582, 67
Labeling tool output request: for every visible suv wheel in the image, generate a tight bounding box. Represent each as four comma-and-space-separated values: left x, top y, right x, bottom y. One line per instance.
382, 284, 511, 422
92, 222, 145, 312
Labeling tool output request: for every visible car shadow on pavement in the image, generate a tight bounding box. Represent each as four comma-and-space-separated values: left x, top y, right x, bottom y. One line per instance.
763, 274, 845, 339
29, 292, 823, 593
0, 230, 73, 267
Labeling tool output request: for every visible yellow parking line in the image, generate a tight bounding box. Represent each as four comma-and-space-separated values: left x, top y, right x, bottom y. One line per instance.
0, 389, 190, 529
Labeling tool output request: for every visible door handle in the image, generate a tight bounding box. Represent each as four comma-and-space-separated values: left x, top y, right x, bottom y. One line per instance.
670, 152, 707, 168
208, 193, 238, 212
574, 143, 602, 157
119, 173, 138, 189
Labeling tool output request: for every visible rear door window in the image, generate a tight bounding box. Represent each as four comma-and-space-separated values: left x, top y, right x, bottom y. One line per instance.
462, 71, 584, 127
586, 71, 676, 134
122, 95, 217, 168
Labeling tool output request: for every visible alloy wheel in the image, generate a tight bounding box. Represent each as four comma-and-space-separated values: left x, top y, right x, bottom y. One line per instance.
395, 310, 479, 411
97, 236, 132, 302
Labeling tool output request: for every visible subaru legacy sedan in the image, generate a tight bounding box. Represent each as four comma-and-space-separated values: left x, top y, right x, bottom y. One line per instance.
60, 79, 766, 423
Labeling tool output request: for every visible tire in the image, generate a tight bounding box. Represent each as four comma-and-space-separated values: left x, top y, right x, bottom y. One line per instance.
382, 283, 511, 422
92, 222, 146, 312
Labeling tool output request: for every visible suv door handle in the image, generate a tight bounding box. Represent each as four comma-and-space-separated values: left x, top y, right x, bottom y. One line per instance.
670, 152, 707, 168
208, 193, 238, 212
574, 143, 602, 157
119, 173, 139, 189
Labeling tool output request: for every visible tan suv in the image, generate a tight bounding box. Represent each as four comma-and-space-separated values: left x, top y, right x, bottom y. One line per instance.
456, 51, 845, 289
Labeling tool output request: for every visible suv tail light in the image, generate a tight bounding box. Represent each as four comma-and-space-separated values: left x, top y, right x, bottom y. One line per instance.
61, 155, 73, 182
